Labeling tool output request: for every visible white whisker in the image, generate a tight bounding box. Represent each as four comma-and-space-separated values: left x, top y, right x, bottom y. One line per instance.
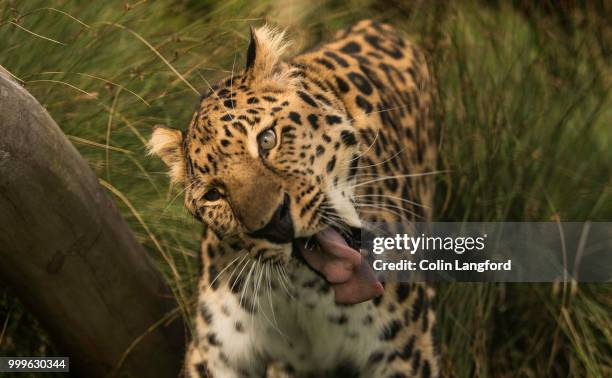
239, 260, 256, 309
356, 202, 424, 221
347, 104, 410, 123
251, 256, 264, 325
353, 194, 429, 209
350, 171, 447, 189
276, 265, 294, 301
265, 263, 282, 334
346, 127, 381, 163
342, 143, 407, 170
230, 255, 250, 293
208, 253, 243, 290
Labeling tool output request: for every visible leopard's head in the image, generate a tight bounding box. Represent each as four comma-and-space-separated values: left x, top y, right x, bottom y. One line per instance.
148, 27, 384, 304
150, 25, 362, 257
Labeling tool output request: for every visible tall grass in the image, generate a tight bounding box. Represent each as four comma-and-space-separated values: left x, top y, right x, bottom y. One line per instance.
400, 2, 612, 376
0, 1, 610, 376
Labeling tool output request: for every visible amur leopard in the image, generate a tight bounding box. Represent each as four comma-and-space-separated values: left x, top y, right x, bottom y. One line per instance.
149, 19, 439, 378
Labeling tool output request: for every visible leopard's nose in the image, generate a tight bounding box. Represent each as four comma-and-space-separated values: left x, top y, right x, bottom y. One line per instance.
248, 193, 293, 244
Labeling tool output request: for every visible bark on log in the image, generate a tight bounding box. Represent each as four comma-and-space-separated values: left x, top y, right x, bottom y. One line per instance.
0, 73, 184, 376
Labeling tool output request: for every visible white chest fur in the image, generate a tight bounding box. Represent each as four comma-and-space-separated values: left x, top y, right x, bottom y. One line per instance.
197, 262, 384, 375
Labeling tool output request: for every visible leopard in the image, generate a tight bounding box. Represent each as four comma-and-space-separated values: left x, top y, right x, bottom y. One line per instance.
149, 20, 440, 378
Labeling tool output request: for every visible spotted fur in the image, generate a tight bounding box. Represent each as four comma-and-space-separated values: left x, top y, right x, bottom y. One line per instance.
149, 20, 439, 378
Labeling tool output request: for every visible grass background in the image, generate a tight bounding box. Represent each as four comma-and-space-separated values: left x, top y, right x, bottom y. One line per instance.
0, 0, 610, 376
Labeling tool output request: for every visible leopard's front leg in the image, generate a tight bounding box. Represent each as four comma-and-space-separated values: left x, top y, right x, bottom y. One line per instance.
186, 229, 266, 378
364, 283, 440, 378
265, 361, 294, 378
184, 340, 213, 378
185, 340, 258, 378
185, 283, 267, 378
185, 332, 263, 378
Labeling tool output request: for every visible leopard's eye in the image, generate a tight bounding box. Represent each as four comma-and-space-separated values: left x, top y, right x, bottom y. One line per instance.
203, 188, 221, 202
257, 129, 277, 151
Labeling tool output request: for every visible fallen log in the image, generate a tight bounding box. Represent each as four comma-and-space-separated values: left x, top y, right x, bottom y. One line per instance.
0, 73, 184, 377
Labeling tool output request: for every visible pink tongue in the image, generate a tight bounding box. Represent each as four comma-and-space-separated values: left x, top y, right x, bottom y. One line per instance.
299, 228, 384, 305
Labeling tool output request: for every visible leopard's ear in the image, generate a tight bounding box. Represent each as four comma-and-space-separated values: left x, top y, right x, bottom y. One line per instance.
245, 25, 290, 82
147, 126, 185, 183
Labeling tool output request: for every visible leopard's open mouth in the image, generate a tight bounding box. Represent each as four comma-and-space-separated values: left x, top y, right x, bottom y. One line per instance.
248, 196, 383, 304
292, 224, 383, 305
292, 224, 362, 258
